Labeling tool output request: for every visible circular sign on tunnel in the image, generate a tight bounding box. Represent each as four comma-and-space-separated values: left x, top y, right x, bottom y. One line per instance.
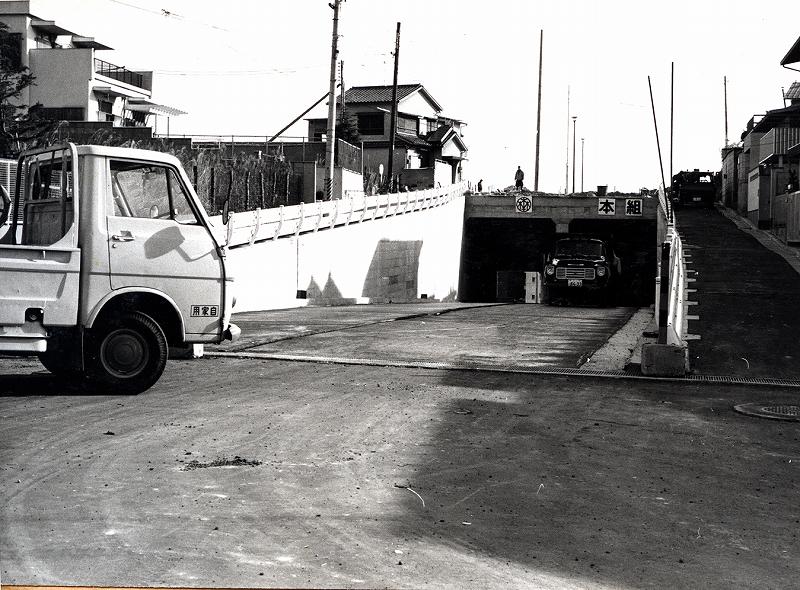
515, 195, 532, 213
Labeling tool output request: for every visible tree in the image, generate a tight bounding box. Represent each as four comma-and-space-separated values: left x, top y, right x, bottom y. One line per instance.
336, 108, 360, 146
0, 22, 53, 157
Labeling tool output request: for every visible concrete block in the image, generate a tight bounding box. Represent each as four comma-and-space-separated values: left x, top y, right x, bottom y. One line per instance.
641, 342, 687, 377
169, 344, 204, 359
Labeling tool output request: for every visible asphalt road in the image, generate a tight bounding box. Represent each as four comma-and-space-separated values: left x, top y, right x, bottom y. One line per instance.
677, 207, 800, 379
2, 302, 799, 589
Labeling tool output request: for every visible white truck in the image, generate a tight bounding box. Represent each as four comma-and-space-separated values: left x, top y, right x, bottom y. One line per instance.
0, 143, 239, 393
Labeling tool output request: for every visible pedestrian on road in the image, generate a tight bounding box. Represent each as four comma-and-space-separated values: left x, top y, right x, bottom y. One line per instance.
477, 179, 483, 192
514, 166, 524, 189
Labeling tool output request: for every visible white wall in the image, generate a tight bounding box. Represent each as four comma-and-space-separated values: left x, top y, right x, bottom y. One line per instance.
227, 195, 465, 311
399, 91, 439, 119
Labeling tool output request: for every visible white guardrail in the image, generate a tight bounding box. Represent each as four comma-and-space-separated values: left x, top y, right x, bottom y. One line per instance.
656, 187, 688, 346
212, 181, 468, 249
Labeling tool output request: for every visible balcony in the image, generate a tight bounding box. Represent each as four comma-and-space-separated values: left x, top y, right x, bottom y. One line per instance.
94, 59, 146, 90
758, 127, 800, 165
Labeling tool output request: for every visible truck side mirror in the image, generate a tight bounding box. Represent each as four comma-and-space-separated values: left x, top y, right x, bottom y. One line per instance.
0, 184, 9, 227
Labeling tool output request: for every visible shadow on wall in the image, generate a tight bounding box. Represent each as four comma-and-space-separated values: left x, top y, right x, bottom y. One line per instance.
361, 239, 423, 302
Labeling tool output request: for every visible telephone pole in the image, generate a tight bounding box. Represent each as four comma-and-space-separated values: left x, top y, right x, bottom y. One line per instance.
564, 85, 570, 194
534, 29, 543, 192
386, 22, 401, 193
324, 0, 342, 200
580, 137, 585, 193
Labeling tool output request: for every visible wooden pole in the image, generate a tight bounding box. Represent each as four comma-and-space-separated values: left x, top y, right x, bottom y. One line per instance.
534, 29, 543, 192
386, 22, 401, 193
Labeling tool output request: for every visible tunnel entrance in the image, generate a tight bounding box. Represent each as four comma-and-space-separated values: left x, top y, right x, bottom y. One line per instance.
459, 216, 656, 305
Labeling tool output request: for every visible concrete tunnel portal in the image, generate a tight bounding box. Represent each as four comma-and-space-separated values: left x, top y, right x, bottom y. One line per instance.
458, 194, 659, 305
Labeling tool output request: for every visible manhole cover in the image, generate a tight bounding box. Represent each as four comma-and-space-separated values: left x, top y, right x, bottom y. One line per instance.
733, 403, 800, 421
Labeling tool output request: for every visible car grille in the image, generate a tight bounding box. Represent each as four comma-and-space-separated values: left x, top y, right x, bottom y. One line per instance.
556, 267, 596, 280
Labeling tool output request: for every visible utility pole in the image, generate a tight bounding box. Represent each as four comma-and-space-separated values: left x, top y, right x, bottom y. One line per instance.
386, 22, 401, 193
724, 75, 729, 145
565, 85, 570, 194
571, 116, 577, 194
670, 62, 674, 189
340, 61, 345, 125
534, 29, 543, 192
324, 0, 342, 200
581, 137, 584, 193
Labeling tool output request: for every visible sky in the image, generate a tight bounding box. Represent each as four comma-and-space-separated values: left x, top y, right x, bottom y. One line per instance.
25, 0, 800, 192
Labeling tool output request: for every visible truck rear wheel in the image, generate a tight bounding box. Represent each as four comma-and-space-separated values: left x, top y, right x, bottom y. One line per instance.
87, 311, 168, 394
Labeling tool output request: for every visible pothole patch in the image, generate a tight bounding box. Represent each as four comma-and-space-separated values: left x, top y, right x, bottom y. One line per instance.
733, 403, 800, 422
181, 456, 262, 471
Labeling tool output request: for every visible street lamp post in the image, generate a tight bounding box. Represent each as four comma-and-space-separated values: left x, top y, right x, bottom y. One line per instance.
581, 137, 584, 193
571, 116, 577, 194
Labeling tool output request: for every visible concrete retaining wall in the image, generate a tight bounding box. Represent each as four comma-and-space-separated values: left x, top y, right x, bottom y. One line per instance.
226, 191, 466, 311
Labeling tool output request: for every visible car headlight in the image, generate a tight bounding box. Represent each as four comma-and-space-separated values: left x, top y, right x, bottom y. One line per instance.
596, 266, 607, 277
545, 265, 555, 276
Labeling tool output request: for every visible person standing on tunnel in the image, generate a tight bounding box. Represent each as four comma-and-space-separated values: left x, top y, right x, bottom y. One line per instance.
514, 166, 524, 189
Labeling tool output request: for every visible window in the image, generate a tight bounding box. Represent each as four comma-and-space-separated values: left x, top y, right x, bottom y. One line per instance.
0, 32, 22, 69
357, 112, 384, 136
426, 119, 439, 134
110, 160, 198, 224
397, 115, 418, 135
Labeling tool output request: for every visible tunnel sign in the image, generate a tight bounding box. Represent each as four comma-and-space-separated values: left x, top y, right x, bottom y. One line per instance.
625, 198, 643, 216
597, 198, 616, 216
515, 195, 533, 213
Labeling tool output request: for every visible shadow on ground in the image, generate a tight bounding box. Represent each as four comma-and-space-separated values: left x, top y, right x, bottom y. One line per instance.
393, 372, 800, 589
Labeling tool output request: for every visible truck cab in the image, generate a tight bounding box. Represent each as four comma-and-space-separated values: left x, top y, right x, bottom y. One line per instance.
0, 143, 239, 393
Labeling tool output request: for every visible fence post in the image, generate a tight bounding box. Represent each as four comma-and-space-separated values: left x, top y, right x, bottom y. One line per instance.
259, 172, 265, 209
658, 241, 671, 344
244, 170, 250, 210
227, 168, 233, 212
210, 167, 216, 213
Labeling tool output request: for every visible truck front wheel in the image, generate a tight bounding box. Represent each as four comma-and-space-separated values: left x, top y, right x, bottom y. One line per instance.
87, 312, 168, 394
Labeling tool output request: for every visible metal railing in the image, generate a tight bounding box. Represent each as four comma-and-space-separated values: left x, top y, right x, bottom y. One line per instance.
210, 181, 467, 249
94, 58, 144, 89
655, 186, 687, 346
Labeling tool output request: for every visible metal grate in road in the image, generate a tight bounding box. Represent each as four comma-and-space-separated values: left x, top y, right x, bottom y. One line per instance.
733, 403, 800, 421
204, 351, 800, 389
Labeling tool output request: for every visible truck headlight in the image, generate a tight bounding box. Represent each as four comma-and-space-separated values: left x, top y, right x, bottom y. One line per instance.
545, 265, 555, 276
596, 266, 607, 277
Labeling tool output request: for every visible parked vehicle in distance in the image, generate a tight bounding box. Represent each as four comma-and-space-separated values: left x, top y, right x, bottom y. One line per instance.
544, 236, 621, 306
0, 143, 240, 393
670, 169, 719, 208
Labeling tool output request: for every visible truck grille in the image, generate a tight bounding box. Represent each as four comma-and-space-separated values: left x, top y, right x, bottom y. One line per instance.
556, 267, 596, 280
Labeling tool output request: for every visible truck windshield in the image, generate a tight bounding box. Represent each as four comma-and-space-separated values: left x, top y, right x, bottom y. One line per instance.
555, 240, 604, 258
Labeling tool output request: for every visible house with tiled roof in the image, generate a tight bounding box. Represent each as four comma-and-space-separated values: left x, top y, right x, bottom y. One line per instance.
307, 83, 468, 189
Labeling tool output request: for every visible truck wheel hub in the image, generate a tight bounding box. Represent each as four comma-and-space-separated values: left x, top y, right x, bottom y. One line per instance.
102, 329, 148, 376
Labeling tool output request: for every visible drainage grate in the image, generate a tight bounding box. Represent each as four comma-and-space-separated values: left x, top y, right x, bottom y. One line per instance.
733, 403, 800, 421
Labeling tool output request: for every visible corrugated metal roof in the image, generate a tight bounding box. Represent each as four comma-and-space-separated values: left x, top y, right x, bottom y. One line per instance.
785, 81, 800, 100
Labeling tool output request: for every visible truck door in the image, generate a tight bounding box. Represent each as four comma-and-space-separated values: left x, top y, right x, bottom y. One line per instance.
106, 159, 224, 340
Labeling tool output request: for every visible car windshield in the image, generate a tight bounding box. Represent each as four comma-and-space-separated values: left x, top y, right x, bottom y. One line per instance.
555, 240, 604, 258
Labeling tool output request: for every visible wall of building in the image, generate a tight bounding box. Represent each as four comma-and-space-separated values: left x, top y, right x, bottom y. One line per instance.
28, 48, 93, 110
227, 195, 465, 311
399, 92, 439, 119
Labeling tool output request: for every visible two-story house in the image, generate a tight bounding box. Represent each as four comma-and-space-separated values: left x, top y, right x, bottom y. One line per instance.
0, 0, 184, 135
307, 84, 467, 189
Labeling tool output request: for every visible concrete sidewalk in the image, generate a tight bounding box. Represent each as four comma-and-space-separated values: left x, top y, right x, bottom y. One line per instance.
676, 206, 800, 379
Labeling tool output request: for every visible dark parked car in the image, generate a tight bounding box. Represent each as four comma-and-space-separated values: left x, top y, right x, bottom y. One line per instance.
544, 236, 621, 305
